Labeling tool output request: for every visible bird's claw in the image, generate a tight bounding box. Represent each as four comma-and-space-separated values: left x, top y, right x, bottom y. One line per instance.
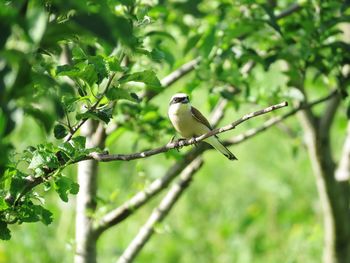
173, 138, 186, 151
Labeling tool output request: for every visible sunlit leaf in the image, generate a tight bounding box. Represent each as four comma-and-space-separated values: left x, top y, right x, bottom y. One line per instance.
118, 70, 162, 91
54, 124, 68, 139
54, 175, 79, 202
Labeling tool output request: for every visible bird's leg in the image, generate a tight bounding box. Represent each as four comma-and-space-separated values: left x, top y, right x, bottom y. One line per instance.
175, 138, 187, 151
169, 136, 186, 151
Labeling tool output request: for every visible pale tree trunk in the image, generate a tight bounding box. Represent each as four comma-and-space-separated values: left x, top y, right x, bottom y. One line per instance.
298, 104, 350, 263
75, 120, 105, 263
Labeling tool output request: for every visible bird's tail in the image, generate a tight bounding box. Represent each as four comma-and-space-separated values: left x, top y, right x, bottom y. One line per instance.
205, 136, 238, 161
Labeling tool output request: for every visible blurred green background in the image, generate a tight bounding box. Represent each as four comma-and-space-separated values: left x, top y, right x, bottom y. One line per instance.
1, 0, 349, 262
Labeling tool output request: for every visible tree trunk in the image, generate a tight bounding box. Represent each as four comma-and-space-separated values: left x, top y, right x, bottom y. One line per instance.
75, 120, 105, 263
298, 110, 350, 263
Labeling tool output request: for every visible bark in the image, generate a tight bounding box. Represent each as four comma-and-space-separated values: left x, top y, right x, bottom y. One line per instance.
74, 121, 105, 263
335, 122, 350, 181
297, 108, 350, 263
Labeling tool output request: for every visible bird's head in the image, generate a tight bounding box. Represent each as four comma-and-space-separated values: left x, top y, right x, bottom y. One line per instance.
169, 93, 190, 105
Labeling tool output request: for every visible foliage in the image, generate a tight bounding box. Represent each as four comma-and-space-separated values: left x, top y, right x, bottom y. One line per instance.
0, 0, 350, 262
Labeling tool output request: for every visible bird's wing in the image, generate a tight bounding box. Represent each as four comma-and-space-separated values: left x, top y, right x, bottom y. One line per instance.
191, 106, 212, 129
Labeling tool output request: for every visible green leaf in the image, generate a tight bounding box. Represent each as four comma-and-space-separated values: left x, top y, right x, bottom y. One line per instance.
28, 149, 60, 170
106, 87, 135, 101
72, 46, 86, 60
145, 30, 176, 42
54, 175, 79, 202
88, 55, 109, 83
0, 221, 11, 240
118, 70, 162, 91
57, 63, 98, 86
70, 136, 86, 150
150, 49, 165, 62
184, 34, 201, 55
62, 97, 79, 113
80, 64, 98, 86
56, 64, 80, 77
39, 206, 53, 225
28, 153, 45, 170
54, 124, 68, 139
106, 57, 123, 72
198, 27, 216, 57
76, 108, 112, 124
9, 174, 27, 199
58, 142, 75, 157
19, 205, 53, 225
0, 197, 9, 211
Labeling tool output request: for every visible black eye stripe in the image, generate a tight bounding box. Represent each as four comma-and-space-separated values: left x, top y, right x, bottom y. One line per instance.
170, 96, 188, 104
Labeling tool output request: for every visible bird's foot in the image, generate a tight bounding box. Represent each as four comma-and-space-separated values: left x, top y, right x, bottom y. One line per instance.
173, 138, 187, 151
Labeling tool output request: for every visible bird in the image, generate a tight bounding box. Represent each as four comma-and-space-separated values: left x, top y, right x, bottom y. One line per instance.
168, 93, 237, 160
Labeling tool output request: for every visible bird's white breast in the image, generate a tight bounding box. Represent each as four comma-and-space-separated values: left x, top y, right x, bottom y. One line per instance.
168, 103, 210, 138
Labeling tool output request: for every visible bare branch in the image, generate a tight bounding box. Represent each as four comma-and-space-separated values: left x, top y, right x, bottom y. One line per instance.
93, 146, 204, 236
88, 101, 288, 162
275, 3, 301, 19
117, 157, 204, 263
161, 58, 201, 87
319, 92, 341, 139
335, 122, 350, 181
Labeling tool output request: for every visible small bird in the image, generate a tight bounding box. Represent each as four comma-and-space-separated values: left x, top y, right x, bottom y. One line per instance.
168, 93, 237, 160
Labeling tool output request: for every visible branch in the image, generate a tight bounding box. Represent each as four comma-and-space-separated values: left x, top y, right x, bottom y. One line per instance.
335, 122, 350, 181
88, 101, 288, 162
225, 90, 339, 146
117, 157, 204, 263
275, 3, 301, 19
161, 58, 201, 87
319, 91, 341, 139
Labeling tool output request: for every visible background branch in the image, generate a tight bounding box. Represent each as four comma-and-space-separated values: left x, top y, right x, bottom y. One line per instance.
117, 157, 204, 263
275, 3, 301, 19
335, 122, 350, 181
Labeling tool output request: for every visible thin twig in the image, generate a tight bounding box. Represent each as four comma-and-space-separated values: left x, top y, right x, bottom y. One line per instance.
117, 157, 204, 263
65, 73, 116, 142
